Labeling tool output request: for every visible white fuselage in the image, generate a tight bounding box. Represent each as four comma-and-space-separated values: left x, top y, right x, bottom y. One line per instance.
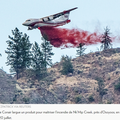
22, 7, 77, 30
22, 13, 70, 30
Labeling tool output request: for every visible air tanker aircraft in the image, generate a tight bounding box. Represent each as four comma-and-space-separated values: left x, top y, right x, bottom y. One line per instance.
22, 7, 78, 30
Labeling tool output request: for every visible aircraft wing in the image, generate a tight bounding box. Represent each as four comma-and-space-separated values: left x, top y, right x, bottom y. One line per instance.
40, 7, 78, 22
52, 7, 78, 16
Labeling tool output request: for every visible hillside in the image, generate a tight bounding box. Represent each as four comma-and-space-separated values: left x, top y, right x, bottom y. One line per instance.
1, 48, 120, 104
0, 69, 16, 103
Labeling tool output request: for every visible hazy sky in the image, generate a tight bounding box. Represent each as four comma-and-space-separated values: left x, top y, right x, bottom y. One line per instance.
1, 0, 120, 73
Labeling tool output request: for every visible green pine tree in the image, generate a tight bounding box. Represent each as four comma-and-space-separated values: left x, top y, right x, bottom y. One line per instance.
31, 42, 46, 79
61, 55, 74, 75
20, 33, 32, 69
76, 43, 86, 57
5, 28, 32, 79
41, 37, 54, 70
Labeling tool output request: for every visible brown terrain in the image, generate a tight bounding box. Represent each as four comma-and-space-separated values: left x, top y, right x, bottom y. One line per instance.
1, 48, 120, 104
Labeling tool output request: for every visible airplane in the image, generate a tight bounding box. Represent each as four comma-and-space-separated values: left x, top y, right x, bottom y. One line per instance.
22, 7, 78, 30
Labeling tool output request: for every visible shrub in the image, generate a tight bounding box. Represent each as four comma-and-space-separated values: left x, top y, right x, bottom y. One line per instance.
98, 57, 101, 60
74, 95, 82, 103
116, 71, 119, 75
60, 55, 74, 75
95, 77, 107, 101
77, 70, 83, 74
88, 95, 94, 102
23, 97, 30, 103
13, 94, 17, 101
114, 82, 120, 91
13, 97, 17, 102
107, 100, 112, 104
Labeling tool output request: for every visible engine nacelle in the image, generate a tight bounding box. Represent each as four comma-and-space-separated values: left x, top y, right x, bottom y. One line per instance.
28, 27, 34, 30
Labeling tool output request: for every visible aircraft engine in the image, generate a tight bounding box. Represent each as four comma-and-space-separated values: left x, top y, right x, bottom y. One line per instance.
28, 27, 34, 30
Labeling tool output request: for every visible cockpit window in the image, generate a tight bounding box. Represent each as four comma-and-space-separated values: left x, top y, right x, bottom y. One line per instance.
26, 19, 31, 22
53, 13, 63, 19
42, 18, 45, 22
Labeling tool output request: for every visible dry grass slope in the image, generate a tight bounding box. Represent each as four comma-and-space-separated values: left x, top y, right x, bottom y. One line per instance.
1, 48, 120, 104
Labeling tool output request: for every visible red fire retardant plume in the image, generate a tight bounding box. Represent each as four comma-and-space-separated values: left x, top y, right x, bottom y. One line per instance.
38, 27, 102, 48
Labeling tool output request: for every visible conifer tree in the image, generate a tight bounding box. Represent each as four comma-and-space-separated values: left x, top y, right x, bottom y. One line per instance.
5, 28, 32, 79
20, 33, 32, 69
100, 26, 112, 50
41, 37, 54, 70
61, 55, 74, 75
31, 42, 46, 79
76, 43, 86, 56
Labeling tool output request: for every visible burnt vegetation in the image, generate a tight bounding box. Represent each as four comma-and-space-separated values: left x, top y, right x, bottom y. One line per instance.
100, 26, 112, 51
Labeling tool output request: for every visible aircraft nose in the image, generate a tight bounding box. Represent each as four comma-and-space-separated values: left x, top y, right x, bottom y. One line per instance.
22, 22, 26, 26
